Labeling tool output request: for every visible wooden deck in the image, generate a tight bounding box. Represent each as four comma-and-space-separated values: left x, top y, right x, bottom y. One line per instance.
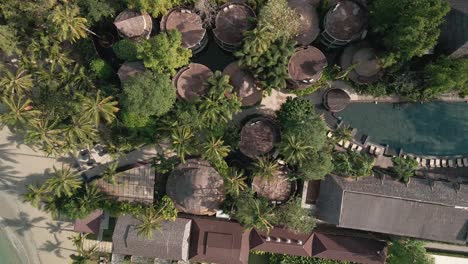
83, 238, 113, 253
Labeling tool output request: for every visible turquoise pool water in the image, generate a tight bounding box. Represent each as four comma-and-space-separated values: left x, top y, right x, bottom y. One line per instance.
0, 229, 23, 264
337, 102, 468, 156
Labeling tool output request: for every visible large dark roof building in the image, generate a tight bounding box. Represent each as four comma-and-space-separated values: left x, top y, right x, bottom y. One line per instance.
437, 0, 468, 58
112, 216, 192, 261
317, 175, 468, 244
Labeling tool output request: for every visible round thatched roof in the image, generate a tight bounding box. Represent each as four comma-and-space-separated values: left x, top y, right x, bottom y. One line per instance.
223, 61, 262, 106
323, 88, 351, 112
252, 169, 292, 202
340, 42, 382, 84
173, 63, 213, 101
114, 9, 152, 40
288, 46, 327, 89
160, 8, 207, 50
166, 159, 225, 216
117, 61, 145, 83
324, 0, 367, 41
288, 0, 320, 46
213, 3, 256, 46
239, 118, 279, 159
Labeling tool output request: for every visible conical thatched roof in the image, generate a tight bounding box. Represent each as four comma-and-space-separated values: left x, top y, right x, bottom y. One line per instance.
213, 3, 256, 46
288, 46, 327, 89
340, 42, 382, 84
223, 61, 262, 106
160, 8, 207, 50
117, 61, 145, 83
323, 88, 351, 112
114, 9, 152, 40
324, 0, 367, 41
239, 118, 279, 159
252, 168, 292, 202
166, 159, 225, 216
173, 63, 213, 101
288, 0, 320, 46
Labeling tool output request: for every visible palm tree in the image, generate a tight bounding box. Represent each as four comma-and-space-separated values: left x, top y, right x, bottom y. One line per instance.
81, 91, 119, 127
202, 136, 231, 164
69, 233, 98, 264
332, 125, 353, 143
78, 184, 104, 215
101, 161, 123, 185
49, 5, 88, 43
170, 126, 194, 163
278, 134, 313, 166
234, 194, 274, 232
136, 207, 162, 239
224, 168, 247, 197
63, 116, 97, 149
43, 196, 60, 219
23, 184, 47, 208
24, 118, 64, 156
0, 67, 33, 95
44, 166, 82, 198
252, 158, 280, 181
0, 95, 41, 128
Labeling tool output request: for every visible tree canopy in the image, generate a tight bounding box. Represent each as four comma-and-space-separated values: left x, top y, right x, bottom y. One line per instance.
272, 197, 316, 234
392, 156, 418, 183
387, 239, 434, 264
332, 151, 375, 179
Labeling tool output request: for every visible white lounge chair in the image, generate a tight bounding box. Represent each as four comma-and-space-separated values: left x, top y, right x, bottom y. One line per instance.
457, 159, 463, 167
429, 159, 435, 167
441, 159, 447, 167
435, 159, 441, 167
327, 131, 333, 138
351, 144, 358, 151
344, 141, 351, 148
448, 160, 455, 168
420, 159, 427, 167
369, 146, 376, 154
463, 158, 468, 167
356, 146, 363, 152
416, 157, 421, 163
375, 147, 382, 155
338, 140, 344, 146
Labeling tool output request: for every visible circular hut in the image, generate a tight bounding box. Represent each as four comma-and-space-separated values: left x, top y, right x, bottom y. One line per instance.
117, 61, 145, 83
166, 159, 225, 216
160, 8, 208, 54
114, 9, 152, 40
173, 63, 213, 101
252, 167, 293, 202
223, 61, 262, 106
340, 42, 383, 84
239, 117, 279, 159
288, 0, 320, 46
323, 88, 351, 112
287, 46, 327, 90
320, 0, 368, 48
213, 3, 256, 52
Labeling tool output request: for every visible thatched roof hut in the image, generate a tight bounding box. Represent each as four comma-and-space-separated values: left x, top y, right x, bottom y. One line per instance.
173, 63, 213, 101
252, 168, 292, 202
160, 8, 208, 54
321, 0, 367, 48
239, 118, 279, 159
288, 46, 327, 90
117, 61, 145, 83
323, 88, 351, 112
223, 61, 262, 106
213, 3, 256, 51
166, 159, 225, 216
288, 0, 320, 46
114, 9, 152, 40
340, 42, 383, 84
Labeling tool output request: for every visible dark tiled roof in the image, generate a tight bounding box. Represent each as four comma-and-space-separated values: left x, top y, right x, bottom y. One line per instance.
187, 217, 250, 264
112, 216, 192, 260
160, 8, 206, 49
114, 9, 152, 39
173, 63, 213, 101
74, 209, 103, 234
437, 3, 468, 58
213, 3, 256, 45
317, 175, 468, 244
250, 228, 314, 257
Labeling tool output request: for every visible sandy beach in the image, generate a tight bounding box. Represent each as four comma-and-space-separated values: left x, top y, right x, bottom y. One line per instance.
0, 127, 76, 264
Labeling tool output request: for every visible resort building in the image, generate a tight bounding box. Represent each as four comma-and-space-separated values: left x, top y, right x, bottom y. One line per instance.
173, 63, 213, 101
74, 209, 104, 235
320, 0, 368, 48
288, 0, 320, 46
117, 61, 145, 83
114, 9, 152, 40
437, 0, 468, 58
339, 41, 383, 84
213, 3, 256, 52
166, 159, 225, 216
239, 117, 279, 159
252, 167, 293, 203
323, 88, 351, 112
223, 61, 262, 106
287, 46, 327, 90
317, 175, 468, 244
160, 8, 208, 54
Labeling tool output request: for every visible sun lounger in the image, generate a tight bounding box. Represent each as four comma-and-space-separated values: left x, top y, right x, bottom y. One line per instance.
356, 146, 363, 152
435, 159, 441, 167
327, 131, 333, 138
416, 157, 421, 163
429, 159, 435, 167
351, 144, 358, 151
369, 146, 376, 154
338, 140, 344, 146
457, 159, 463, 167
441, 159, 447, 167
420, 159, 427, 167
463, 158, 468, 167
344, 141, 351, 148
448, 160, 455, 168
374, 147, 382, 155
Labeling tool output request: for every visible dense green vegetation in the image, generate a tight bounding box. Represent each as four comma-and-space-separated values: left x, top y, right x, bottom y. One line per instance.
387, 239, 435, 264
332, 151, 374, 180
391, 156, 418, 183
252, 252, 350, 264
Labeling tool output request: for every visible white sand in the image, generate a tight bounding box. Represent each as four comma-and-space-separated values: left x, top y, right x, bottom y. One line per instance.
0, 127, 76, 264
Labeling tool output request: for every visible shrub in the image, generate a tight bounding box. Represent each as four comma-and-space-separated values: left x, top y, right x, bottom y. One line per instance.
89, 58, 113, 80
272, 197, 316, 234
332, 151, 375, 179
387, 239, 434, 264
113, 39, 138, 61
392, 156, 418, 183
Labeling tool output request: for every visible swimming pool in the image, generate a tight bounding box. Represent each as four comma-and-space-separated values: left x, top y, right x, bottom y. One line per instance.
336, 102, 468, 156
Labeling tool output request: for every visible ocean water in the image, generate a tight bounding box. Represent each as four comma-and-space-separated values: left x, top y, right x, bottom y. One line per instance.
0, 229, 23, 264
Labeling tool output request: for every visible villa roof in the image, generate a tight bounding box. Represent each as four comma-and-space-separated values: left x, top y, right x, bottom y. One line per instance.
437, 0, 468, 58
188, 217, 250, 264
252, 168, 292, 202
73, 209, 103, 234
250, 228, 314, 257
173, 63, 213, 101
213, 3, 256, 45
324, 0, 367, 41
288, 0, 320, 46
166, 159, 225, 216
324, 88, 351, 112
114, 9, 152, 40
239, 118, 279, 159
340, 42, 383, 84
160, 8, 207, 49
95, 163, 155, 204
112, 216, 192, 260
288, 46, 327, 88
223, 61, 262, 106
317, 175, 468, 244
117, 61, 145, 83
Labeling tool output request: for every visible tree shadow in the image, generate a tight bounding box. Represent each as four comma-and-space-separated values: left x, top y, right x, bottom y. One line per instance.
0, 164, 21, 193
45, 221, 72, 234
0, 143, 18, 164
1, 212, 46, 236
39, 234, 65, 258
